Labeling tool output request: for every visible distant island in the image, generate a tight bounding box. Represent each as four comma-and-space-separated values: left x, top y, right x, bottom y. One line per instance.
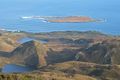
21, 16, 104, 23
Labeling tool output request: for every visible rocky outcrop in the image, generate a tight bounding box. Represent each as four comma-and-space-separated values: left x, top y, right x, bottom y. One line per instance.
0, 40, 49, 68
10, 40, 48, 67
76, 40, 120, 65
0, 40, 78, 68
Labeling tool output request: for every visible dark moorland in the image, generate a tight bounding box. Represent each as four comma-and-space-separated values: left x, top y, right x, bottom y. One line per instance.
0, 30, 120, 80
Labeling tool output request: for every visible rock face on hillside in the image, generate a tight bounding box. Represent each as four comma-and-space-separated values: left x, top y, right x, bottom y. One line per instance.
76, 40, 120, 65
10, 40, 48, 67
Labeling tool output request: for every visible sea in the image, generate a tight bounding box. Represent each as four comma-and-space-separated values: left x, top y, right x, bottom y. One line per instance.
0, 0, 120, 35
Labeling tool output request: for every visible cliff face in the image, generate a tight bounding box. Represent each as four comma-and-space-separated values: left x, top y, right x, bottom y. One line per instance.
1, 39, 120, 68
0, 40, 77, 68
10, 40, 48, 67
0, 40, 49, 68
76, 40, 120, 65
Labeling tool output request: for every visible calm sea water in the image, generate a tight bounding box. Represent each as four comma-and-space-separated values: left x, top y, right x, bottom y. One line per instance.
0, 0, 120, 35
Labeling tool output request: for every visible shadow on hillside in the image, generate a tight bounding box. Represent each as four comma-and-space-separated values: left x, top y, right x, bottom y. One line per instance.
46, 48, 81, 64
0, 51, 12, 58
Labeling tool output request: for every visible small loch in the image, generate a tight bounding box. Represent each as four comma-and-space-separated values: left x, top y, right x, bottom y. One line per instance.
2, 64, 35, 73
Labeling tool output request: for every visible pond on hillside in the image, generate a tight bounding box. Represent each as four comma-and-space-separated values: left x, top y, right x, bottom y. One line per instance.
2, 64, 36, 73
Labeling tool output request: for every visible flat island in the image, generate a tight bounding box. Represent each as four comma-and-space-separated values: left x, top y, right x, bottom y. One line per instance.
21, 16, 103, 23
46, 16, 98, 23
